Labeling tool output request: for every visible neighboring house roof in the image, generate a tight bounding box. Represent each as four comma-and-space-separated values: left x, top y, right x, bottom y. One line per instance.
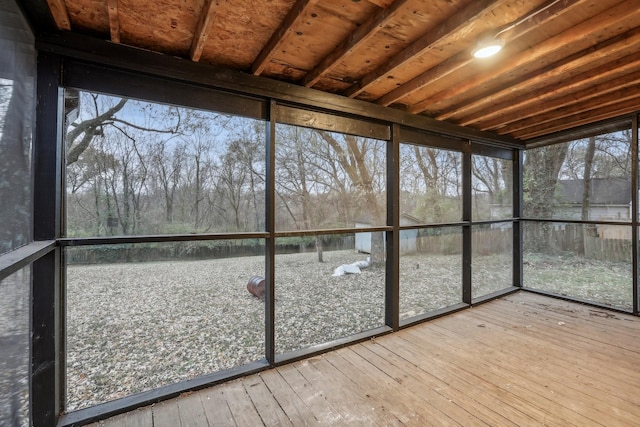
556, 178, 631, 205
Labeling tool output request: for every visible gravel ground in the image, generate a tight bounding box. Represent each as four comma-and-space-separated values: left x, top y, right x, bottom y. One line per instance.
65, 249, 616, 412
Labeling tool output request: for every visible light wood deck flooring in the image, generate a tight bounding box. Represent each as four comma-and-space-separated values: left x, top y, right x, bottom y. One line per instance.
90, 292, 640, 426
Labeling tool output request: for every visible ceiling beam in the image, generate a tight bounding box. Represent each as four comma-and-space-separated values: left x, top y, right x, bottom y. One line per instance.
301, 0, 407, 88
512, 91, 640, 139
107, 0, 120, 43
45, 0, 70, 30
343, 0, 496, 100
502, 81, 640, 135
409, 0, 632, 115
465, 53, 640, 130
443, 24, 640, 123
251, 0, 320, 76
190, 0, 223, 62
376, 0, 583, 108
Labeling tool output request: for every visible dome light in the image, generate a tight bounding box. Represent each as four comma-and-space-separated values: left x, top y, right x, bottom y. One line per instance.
472, 36, 504, 58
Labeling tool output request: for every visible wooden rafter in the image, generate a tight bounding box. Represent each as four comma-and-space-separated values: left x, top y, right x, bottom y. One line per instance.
476, 54, 640, 131
439, 24, 640, 122
514, 92, 640, 139
409, 0, 635, 115
301, 0, 408, 88
498, 77, 640, 136
343, 0, 497, 100
380, 0, 583, 109
251, 0, 320, 76
499, 87, 639, 133
441, 24, 640, 125
107, 0, 120, 43
190, 0, 223, 62
45, 0, 71, 30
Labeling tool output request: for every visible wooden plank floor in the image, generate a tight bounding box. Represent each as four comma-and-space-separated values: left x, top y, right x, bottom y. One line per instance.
88, 292, 640, 426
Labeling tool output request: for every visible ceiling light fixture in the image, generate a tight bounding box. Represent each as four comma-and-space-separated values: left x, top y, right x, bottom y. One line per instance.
472, 36, 504, 58
471, 0, 561, 59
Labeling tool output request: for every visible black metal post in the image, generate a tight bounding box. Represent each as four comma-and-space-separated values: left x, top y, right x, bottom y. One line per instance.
32, 52, 63, 427
632, 114, 638, 316
265, 100, 277, 362
462, 141, 472, 304
513, 149, 523, 288
385, 124, 400, 330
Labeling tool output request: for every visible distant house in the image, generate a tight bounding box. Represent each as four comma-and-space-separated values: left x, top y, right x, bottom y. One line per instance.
555, 178, 631, 240
355, 213, 422, 254
555, 177, 631, 221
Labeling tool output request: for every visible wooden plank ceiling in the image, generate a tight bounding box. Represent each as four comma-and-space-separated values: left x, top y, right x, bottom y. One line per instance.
42, 0, 640, 143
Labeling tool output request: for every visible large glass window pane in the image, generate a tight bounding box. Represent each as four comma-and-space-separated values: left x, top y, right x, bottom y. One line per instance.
400, 227, 462, 322
275, 124, 386, 231
400, 144, 462, 223
523, 128, 632, 221
65, 90, 266, 237
0, 4, 34, 255
472, 222, 513, 298
523, 221, 632, 311
275, 233, 384, 355
66, 240, 265, 410
0, 267, 30, 425
472, 155, 513, 221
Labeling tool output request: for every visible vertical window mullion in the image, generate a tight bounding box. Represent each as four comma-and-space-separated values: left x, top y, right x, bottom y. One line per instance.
632, 114, 639, 315
385, 124, 400, 331
462, 141, 472, 304
513, 149, 523, 288
265, 100, 277, 363
32, 52, 64, 427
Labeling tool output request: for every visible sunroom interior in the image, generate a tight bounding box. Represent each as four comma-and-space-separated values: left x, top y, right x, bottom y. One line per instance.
2, 0, 640, 425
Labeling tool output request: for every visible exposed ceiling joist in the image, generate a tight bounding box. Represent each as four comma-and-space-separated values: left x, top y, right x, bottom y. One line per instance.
477, 54, 640, 131
107, 0, 120, 43
30, 0, 640, 143
514, 93, 640, 139
301, 0, 407, 88
251, 0, 320, 76
501, 80, 640, 136
442, 23, 640, 123
190, 0, 223, 62
45, 0, 70, 30
344, 0, 498, 100
410, 0, 635, 115
389, 0, 583, 113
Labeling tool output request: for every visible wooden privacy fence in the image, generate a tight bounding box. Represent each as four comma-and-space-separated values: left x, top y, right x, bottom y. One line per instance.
416, 229, 511, 256
550, 226, 631, 263
525, 224, 631, 263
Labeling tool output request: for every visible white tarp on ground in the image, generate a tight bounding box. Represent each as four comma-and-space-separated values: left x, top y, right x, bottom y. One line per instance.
332, 257, 371, 276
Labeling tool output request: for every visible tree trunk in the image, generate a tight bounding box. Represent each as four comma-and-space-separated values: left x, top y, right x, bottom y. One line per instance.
580, 136, 597, 255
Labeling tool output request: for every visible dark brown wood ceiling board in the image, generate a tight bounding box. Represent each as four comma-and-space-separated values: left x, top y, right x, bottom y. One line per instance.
46, 0, 71, 30
439, 24, 640, 123
513, 93, 640, 140
107, 0, 119, 43
251, 0, 317, 76
409, 0, 636, 116
190, 0, 222, 62
392, 0, 586, 113
478, 53, 640, 132
300, 0, 408, 88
